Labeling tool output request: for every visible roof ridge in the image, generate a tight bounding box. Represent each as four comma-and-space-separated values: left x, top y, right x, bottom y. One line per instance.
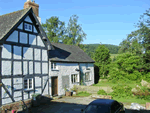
0, 7, 31, 17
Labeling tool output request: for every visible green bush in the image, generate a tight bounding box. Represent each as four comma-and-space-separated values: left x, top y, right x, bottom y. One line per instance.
133, 88, 150, 100
110, 84, 133, 99
97, 89, 107, 95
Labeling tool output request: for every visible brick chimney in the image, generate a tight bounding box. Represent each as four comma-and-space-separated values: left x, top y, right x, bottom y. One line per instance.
24, 0, 39, 17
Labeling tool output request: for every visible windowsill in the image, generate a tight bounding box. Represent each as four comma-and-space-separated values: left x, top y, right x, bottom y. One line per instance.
51, 69, 59, 71
85, 80, 92, 82
72, 82, 80, 84
24, 89, 34, 92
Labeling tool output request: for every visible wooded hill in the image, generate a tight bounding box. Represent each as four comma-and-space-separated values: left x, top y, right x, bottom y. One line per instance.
84, 44, 119, 57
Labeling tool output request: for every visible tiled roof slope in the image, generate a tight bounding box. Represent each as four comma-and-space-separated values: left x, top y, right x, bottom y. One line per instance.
49, 42, 95, 63
0, 8, 31, 40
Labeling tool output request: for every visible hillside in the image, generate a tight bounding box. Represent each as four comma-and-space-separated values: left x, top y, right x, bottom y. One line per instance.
84, 44, 119, 58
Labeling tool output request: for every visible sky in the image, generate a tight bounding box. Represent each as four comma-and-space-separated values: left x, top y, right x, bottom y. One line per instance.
0, 0, 150, 46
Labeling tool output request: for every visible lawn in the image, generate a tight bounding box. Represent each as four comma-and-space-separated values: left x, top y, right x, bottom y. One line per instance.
92, 80, 149, 105
75, 91, 91, 97
92, 80, 138, 88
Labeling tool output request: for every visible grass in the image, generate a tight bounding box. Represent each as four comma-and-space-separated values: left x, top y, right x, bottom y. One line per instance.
113, 97, 148, 105
92, 80, 138, 88
92, 80, 149, 105
75, 91, 91, 97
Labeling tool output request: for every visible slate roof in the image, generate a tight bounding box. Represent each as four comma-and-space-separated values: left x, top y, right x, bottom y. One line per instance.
0, 7, 31, 40
49, 42, 95, 63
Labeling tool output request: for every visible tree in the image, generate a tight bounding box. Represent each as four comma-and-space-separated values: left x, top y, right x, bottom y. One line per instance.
42, 16, 65, 43
93, 44, 111, 78
63, 15, 86, 45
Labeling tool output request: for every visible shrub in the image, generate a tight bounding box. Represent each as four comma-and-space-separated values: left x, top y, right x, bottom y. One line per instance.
110, 84, 133, 99
133, 86, 150, 100
97, 89, 107, 95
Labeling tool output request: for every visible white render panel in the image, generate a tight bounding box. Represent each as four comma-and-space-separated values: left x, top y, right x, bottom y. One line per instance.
43, 76, 48, 95
35, 77, 41, 87
2, 61, 11, 75
24, 94, 28, 100
30, 92, 34, 98
20, 32, 28, 44
42, 50, 48, 61
13, 61, 22, 75
2, 98, 13, 105
35, 88, 41, 94
42, 63, 48, 74
14, 78, 22, 84
23, 61, 28, 75
6, 30, 18, 42
23, 47, 33, 60
13, 46, 21, 59
34, 48, 41, 61
14, 97, 22, 102
35, 62, 41, 74
17, 22, 23, 30
29, 34, 36, 45
33, 26, 38, 33
2, 44, 11, 59
2, 79, 11, 98
29, 61, 33, 74
14, 91, 22, 97
37, 36, 45, 47
24, 15, 32, 23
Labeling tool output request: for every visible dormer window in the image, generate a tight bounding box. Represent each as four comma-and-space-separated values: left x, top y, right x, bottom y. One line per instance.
24, 23, 32, 32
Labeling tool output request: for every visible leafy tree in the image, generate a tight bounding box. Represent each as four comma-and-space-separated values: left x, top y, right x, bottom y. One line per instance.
63, 15, 86, 45
42, 16, 65, 43
108, 52, 144, 82
93, 44, 111, 78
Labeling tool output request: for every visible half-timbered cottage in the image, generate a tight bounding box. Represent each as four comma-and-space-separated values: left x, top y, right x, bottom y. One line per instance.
0, 0, 95, 107
0, 0, 52, 106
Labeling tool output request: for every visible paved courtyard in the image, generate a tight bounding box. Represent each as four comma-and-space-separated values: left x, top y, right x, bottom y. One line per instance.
30, 96, 150, 113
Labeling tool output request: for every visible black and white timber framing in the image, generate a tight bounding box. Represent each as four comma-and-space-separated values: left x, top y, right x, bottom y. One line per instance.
0, 8, 51, 106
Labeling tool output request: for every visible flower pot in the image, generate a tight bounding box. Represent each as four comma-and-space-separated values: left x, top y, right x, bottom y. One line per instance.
65, 91, 71, 96
73, 91, 76, 95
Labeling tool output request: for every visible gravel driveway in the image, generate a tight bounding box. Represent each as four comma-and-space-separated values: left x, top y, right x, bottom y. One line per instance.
30, 96, 150, 113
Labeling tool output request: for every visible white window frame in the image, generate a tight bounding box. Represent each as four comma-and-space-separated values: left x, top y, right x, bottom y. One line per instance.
51, 62, 58, 70
71, 74, 79, 84
85, 72, 91, 81
24, 78, 33, 90
24, 23, 32, 32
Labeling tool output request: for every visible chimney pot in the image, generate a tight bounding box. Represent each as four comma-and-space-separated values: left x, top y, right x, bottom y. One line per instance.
24, 0, 39, 17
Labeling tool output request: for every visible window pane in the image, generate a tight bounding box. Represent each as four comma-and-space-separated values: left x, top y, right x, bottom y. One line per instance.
51, 63, 53, 69
71, 75, 73, 83
54, 63, 56, 69
29, 79, 32, 88
75, 74, 78, 82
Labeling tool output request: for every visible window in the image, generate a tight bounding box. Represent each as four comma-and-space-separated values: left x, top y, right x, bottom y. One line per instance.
24, 78, 33, 90
51, 62, 57, 70
71, 74, 79, 83
24, 23, 32, 32
111, 101, 121, 113
85, 72, 91, 81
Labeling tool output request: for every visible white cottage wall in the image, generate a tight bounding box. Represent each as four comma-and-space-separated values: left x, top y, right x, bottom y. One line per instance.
79, 63, 94, 86
1, 15, 49, 105
49, 62, 80, 96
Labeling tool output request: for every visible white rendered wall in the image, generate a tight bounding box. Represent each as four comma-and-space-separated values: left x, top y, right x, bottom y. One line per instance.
79, 63, 94, 86
49, 62, 80, 96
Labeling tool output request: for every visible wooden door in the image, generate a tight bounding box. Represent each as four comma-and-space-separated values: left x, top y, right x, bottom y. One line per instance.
51, 77, 58, 96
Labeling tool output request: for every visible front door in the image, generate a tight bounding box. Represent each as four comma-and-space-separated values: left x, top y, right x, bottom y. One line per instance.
51, 77, 58, 96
